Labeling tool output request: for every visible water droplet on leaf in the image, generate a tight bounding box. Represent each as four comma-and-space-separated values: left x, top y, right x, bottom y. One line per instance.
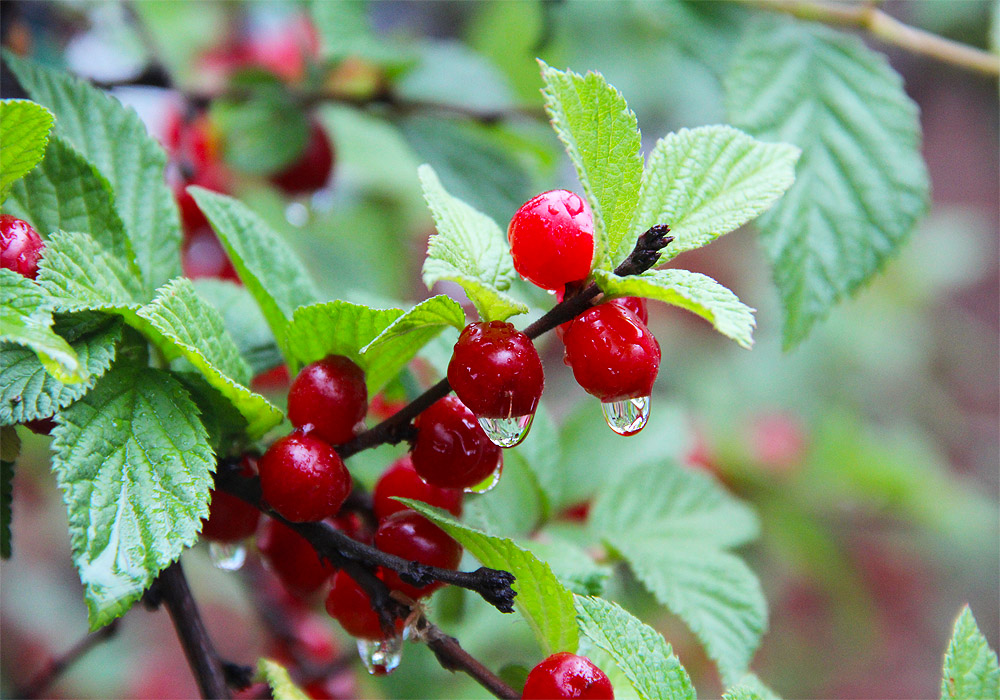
601, 396, 651, 436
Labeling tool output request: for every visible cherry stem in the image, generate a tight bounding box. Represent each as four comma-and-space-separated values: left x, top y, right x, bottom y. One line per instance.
215, 465, 516, 614
336, 224, 673, 460
15, 619, 121, 699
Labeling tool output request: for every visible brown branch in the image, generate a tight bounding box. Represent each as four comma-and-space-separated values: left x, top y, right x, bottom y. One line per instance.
16, 619, 121, 699
156, 561, 232, 699
741, 0, 1000, 76
415, 617, 520, 699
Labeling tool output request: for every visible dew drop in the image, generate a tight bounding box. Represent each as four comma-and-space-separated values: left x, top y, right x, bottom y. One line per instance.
464, 458, 503, 494
477, 413, 534, 448
600, 396, 651, 436
357, 635, 403, 675
285, 201, 310, 228
208, 541, 246, 571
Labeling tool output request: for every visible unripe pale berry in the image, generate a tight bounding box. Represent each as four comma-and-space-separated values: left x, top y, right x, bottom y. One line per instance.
258, 432, 351, 522
288, 355, 368, 446
374, 510, 463, 599
372, 455, 464, 522
562, 303, 660, 402
0, 215, 44, 279
447, 321, 544, 419
411, 396, 502, 490
522, 652, 614, 699
508, 190, 594, 291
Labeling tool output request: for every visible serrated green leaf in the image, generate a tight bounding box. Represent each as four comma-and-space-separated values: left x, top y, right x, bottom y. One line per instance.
361, 294, 466, 351
518, 538, 610, 596
4, 51, 182, 293
258, 658, 310, 700
189, 188, 320, 360
617, 541, 767, 686
418, 164, 528, 322
631, 126, 799, 265
191, 278, 281, 377
400, 500, 579, 655
6, 135, 138, 268
941, 606, 1000, 700
593, 268, 756, 349
590, 460, 764, 683
726, 20, 929, 348
285, 299, 450, 393
539, 61, 644, 270
52, 365, 214, 629
136, 278, 281, 439
37, 230, 146, 312
575, 596, 695, 700
724, 674, 782, 700
0, 99, 53, 200
0, 268, 84, 383
1, 313, 122, 426
212, 87, 309, 175
1, 441, 14, 558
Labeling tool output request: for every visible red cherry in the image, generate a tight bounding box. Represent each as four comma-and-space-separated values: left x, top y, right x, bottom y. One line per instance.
258, 518, 336, 598
251, 364, 291, 392
522, 653, 614, 699
508, 190, 594, 292
0, 215, 44, 279
374, 510, 462, 599
372, 455, 463, 522
258, 432, 351, 522
411, 396, 502, 490
182, 227, 239, 281
173, 165, 230, 235
288, 355, 368, 446
201, 456, 260, 542
447, 321, 544, 420
608, 296, 648, 325
562, 303, 660, 402
325, 569, 402, 641
270, 120, 335, 195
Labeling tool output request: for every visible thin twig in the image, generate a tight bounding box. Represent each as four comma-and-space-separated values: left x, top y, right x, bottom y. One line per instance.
415, 617, 520, 699
741, 0, 1000, 76
16, 619, 121, 699
156, 561, 232, 699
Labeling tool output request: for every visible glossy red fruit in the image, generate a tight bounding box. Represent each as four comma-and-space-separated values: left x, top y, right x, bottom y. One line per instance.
447, 321, 544, 419
508, 190, 594, 292
258, 432, 351, 522
258, 518, 337, 597
374, 510, 462, 599
270, 120, 335, 195
288, 355, 368, 446
608, 296, 648, 325
201, 488, 260, 542
522, 653, 614, 699
411, 396, 502, 490
562, 303, 660, 402
372, 455, 463, 522
325, 569, 402, 640
182, 227, 239, 282
0, 215, 44, 279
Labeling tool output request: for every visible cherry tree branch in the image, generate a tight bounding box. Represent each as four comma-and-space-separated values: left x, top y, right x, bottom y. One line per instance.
740, 0, 1000, 76
16, 619, 121, 699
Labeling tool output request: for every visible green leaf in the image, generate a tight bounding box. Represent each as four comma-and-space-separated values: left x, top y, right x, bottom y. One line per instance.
4, 51, 182, 293
189, 188, 320, 360
724, 674, 782, 700
725, 19, 929, 348
1, 312, 122, 426
37, 230, 146, 312
258, 658, 310, 700
191, 279, 281, 377
136, 279, 282, 439
284, 298, 459, 393
941, 606, 1000, 700
0, 269, 84, 383
463, 450, 546, 537
212, 86, 309, 175
518, 538, 610, 596
418, 164, 527, 322
400, 500, 579, 655
631, 126, 799, 264
1, 436, 15, 558
593, 268, 756, 349
0, 99, 54, 200
52, 365, 214, 629
539, 61, 644, 270
6, 135, 138, 267
575, 595, 695, 700
619, 541, 767, 686
590, 461, 764, 683
309, 0, 414, 68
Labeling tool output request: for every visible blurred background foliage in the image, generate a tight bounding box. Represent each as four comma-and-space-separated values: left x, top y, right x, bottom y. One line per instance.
0, 1, 996, 699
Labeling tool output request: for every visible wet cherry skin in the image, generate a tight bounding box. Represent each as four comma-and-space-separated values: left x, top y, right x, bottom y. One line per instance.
258, 432, 351, 522
410, 396, 502, 490
288, 355, 368, 446
372, 455, 464, 522
0, 215, 44, 279
507, 190, 595, 292
521, 652, 614, 699
373, 510, 463, 599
